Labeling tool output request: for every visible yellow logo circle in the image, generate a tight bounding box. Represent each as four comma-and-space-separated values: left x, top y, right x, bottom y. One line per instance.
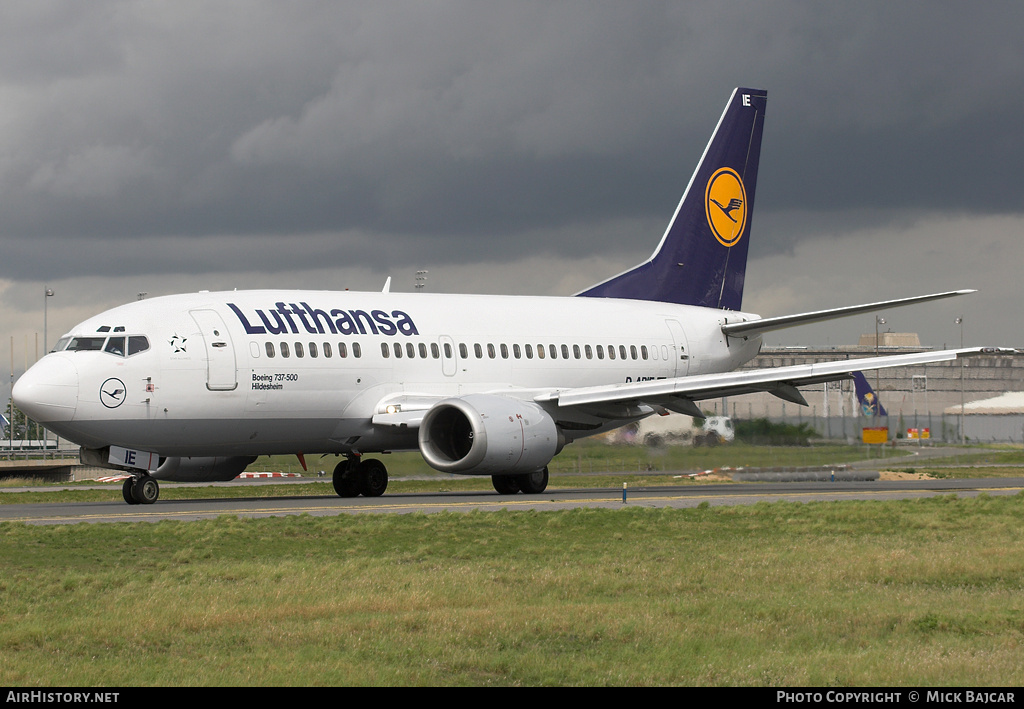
705, 167, 747, 247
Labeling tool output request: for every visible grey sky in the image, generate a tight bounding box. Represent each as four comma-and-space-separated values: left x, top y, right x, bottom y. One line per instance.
2, 1, 1023, 370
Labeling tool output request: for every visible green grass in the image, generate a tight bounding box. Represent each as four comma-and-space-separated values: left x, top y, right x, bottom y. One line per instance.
1, 495, 1023, 686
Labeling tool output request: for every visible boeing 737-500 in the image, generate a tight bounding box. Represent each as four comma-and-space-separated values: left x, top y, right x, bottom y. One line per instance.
13, 87, 978, 504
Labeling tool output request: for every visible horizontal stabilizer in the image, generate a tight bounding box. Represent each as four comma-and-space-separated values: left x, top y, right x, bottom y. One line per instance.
721, 290, 975, 339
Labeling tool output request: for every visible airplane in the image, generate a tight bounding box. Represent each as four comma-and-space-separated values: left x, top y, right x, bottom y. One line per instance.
852, 371, 888, 417
13, 87, 980, 505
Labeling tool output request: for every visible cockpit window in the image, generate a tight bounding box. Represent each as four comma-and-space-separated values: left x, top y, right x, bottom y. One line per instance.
104, 337, 126, 356
65, 335, 150, 358
128, 336, 150, 356
67, 337, 106, 351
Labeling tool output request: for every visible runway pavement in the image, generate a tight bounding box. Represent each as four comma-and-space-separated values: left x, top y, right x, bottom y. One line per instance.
2, 477, 1022, 525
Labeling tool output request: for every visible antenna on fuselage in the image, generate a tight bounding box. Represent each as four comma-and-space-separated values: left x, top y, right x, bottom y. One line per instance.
382, 277, 391, 293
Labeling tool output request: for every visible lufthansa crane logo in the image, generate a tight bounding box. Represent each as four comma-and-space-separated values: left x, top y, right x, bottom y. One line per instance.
100, 378, 127, 409
705, 167, 747, 247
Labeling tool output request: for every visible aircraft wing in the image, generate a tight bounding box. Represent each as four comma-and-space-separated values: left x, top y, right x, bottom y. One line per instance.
370, 348, 989, 428
535, 348, 988, 418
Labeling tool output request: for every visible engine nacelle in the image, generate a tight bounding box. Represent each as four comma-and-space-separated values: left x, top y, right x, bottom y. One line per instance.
154, 455, 258, 482
418, 394, 562, 475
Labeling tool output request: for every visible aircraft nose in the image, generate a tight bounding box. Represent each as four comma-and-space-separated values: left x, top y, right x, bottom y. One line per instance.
12, 355, 79, 423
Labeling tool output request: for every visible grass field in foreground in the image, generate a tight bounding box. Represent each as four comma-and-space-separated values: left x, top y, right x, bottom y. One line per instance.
1, 494, 1023, 686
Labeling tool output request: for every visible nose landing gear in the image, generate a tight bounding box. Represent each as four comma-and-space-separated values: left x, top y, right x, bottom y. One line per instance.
122, 474, 160, 505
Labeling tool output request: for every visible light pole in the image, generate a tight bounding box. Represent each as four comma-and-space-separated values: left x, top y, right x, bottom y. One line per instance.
874, 316, 886, 414
43, 287, 54, 354
956, 317, 964, 445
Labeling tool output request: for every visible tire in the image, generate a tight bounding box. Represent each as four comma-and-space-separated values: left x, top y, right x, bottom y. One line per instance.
332, 459, 361, 497
132, 476, 160, 504
122, 477, 139, 505
358, 459, 389, 497
517, 467, 549, 494
491, 476, 521, 495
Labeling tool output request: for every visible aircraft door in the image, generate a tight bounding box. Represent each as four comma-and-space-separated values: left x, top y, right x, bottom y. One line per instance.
665, 320, 690, 378
190, 309, 238, 391
439, 335, 457, 377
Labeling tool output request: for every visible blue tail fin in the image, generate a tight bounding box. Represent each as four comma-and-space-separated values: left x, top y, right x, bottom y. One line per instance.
577, 87, 766, 310
853, 372, 888, 417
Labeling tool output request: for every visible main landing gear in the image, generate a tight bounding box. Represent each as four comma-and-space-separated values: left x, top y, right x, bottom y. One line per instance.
122, 474, 160, 505
332, 456, 388, 498
491, 467, 549, 495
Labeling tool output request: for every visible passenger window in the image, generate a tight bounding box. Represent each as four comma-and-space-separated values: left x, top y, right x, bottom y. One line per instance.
323, 343, 332, 358
585, 345, 593, 359
608, 346, 616, 360
487, 344, 496, 359
640, 345, 648, 360
525, 344, 533, 359
513, 344, 521, 359
353, 343, 361, 358
536, 345, 545, 359
381, 343, 390, 358
444, 343, 452, 358
573, 344, 581, 359
309, 342, 318, 358
266, 342, 276, 358
393, 343, 403, 358
630, 345, 637, 360
281, 342, 290, 358
561, 344, 569, 359
295, 342, 304, 358
596, 345, 604, 360
459, 344, 468, 359
474, 344, 483, 359
407, 342, 415, 358
338, 343, 347, 358
549, 344, 557, 359
104, 337, 125, 356
500, 344, 509, 359
620, 345, 628, 360
431, 343, 439, 359
419, 343, 428, 358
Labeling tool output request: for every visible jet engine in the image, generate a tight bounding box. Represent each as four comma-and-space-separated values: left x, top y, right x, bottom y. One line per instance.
154, 455, 258, 482
418, 394, 562, 475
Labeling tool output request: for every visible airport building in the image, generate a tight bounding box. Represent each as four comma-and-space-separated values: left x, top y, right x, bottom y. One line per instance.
715, 333, 1024, 443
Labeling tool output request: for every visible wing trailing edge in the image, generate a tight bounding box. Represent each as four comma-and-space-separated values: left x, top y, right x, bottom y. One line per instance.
540, 347, 987, 414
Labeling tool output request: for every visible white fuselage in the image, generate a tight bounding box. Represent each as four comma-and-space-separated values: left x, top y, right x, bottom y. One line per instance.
16, 289, 762, 458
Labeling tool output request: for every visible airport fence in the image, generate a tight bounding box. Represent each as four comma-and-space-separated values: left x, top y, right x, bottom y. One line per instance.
758, 413, 1024, 445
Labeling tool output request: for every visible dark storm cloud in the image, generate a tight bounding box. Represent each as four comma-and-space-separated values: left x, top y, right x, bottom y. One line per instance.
1, 0, 1023, 282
